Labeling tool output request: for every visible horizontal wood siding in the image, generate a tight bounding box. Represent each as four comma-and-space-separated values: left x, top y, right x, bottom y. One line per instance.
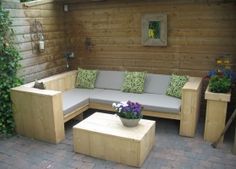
65, 1, 236, 77
3, 0, 67, 83
2, 0, 236, 112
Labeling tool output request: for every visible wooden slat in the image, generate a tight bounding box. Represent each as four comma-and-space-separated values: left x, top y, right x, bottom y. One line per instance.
18, 58, 66, 76
73, 112, 155, 167
11, 86, 65, 143
64, 104, 89, 123
3, 1, 66, 83
180, 77, 202, 137
66, 1, 236, 78
22, 65, 67, 83
5, 0, 236, 83
23, 0, 55, 7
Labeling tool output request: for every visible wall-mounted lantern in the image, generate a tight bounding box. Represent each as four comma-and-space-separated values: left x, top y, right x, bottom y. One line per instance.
63, 4, 69, 12
38, 33, 45, 52
30, 20, 45, 53
64, 52, 75, 68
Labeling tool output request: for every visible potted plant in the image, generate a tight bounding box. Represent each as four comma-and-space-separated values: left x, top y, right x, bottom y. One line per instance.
207, 68, 235, 93
112, 101, 143, 127
204, 68, 235, 143
208, 75, 231, 93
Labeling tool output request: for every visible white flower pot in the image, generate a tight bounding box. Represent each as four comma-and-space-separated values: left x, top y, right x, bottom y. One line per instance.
119, 117, 141, 127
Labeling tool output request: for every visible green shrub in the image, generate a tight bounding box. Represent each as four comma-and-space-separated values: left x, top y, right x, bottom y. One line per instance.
0, 6, 22, 136
209, 75, 231, 93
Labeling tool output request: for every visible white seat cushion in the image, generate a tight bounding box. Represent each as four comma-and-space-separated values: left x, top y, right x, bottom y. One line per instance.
90, 89, 181, 113
63, 88, 104, 114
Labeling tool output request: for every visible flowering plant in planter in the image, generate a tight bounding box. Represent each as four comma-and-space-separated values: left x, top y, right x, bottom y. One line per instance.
207, 68, 235, 93
112, 101, 143, 119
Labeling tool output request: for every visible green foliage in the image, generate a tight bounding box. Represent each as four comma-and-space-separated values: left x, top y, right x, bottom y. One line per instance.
209, 75, 231, 93
0, 5, 22, 136
148, 21, 160, 39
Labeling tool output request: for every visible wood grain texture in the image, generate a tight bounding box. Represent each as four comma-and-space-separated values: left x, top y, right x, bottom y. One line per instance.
10, 86, 65, 143
3, 1, 67, 83
180, 77, 202, 137
204, 87, 231, 143
64, 104, 89, 123
11, 70, 203, 144
10, 71, 77, 143
65, 1, 236, 77
205, 86, 231, 102
5, 0, 236, 84
73, 112, 155, 167
23, 70, 77, 91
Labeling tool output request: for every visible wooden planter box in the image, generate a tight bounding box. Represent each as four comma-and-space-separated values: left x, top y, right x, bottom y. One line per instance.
204, 86, 231, 143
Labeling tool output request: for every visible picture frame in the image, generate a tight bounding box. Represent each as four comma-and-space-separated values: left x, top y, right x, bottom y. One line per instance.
141, 13, 167, 46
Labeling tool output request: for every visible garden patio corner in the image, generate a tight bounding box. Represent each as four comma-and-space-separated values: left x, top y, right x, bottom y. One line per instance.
0, 0, 236, 169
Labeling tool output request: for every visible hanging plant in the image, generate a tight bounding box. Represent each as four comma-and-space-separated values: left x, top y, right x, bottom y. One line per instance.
0, 5, 22, 136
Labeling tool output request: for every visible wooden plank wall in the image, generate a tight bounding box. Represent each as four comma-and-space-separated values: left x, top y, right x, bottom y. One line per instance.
65, 0, 236, 77
2, 0, 67, 83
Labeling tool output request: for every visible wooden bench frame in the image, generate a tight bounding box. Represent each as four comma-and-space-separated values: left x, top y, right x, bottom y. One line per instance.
11, 70, 202, 143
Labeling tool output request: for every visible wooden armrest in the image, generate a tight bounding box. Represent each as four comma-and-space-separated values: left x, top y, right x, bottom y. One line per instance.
10, 86, 64, 143
22, 70, 77, 92
180, 76, 202, 137
183, 77, 202, 91
11, 86, 61, 96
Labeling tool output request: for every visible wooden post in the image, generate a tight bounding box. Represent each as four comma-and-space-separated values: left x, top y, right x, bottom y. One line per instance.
204, 86, 231, 143
179, 77, 202, 137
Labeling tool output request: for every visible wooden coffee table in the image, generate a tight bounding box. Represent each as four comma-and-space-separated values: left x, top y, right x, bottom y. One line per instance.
73, 112, 156, 167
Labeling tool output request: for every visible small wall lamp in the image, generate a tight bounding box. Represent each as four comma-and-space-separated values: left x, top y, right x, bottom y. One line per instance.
30, 20, 45, 53
64, 52, 75, 68
64, 4, 69, 12
38, 33, 45, 52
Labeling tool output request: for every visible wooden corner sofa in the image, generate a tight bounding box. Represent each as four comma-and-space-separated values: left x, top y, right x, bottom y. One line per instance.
11, 70, 202, 143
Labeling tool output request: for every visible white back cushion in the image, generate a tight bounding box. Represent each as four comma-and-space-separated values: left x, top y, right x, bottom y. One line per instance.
144, 73, 171, 94
95, 70, 124, 90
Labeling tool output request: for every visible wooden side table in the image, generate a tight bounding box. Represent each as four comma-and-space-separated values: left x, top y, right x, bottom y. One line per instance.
204, 86, 231, 143
73, 112, 156, 167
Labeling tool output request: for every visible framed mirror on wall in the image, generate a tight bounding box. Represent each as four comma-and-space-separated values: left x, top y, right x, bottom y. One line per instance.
142, 13, 167, 46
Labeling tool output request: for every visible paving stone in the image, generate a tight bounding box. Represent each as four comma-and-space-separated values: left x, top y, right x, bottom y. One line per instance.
0, 162, 11, 169
195, 160, 212, 169
226, 165, 236, 169
77, 161, 95, 169
1, 116, 236, 169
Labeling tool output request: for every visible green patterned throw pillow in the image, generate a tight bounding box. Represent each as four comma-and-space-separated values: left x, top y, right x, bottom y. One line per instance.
75, 68, 97, 89
122, 71, 146, 94
166, 74, 188, 98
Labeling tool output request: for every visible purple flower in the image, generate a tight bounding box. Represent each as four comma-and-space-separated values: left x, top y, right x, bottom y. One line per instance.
112, 101, 143, 119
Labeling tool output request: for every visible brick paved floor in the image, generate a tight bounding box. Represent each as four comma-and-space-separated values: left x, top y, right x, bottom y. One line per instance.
0, 111, 236, 169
